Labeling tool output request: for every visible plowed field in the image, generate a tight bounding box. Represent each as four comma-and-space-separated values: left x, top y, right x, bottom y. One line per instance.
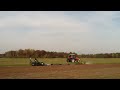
0, 64, 120, 79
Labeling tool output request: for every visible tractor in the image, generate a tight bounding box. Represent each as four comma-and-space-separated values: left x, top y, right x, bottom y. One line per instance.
67, 54, 85, 64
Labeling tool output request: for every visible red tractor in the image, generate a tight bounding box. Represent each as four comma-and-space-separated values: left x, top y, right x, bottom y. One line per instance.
67, 54, 85, 64
67, 54, 80, 63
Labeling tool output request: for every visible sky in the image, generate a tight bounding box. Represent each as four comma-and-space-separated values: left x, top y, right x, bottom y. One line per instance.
0, 11, 120, 54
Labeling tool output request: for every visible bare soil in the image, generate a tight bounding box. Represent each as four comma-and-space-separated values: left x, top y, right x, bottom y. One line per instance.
0, 64, 120, 79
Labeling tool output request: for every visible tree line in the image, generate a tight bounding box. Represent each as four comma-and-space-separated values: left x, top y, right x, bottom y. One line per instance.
0, 49, 71, 58
0, 49, 120, 58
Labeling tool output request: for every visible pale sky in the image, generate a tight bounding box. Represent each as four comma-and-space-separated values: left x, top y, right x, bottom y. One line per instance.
0, 11, 120, 54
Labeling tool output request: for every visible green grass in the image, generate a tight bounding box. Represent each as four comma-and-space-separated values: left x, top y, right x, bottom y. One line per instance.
0, 58, 30, 66
1, 58, 120, 66
82, 58, 120, 64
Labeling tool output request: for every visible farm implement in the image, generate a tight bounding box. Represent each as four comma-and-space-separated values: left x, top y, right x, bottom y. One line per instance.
29, 58, 62, 66
30, 58, 49, 66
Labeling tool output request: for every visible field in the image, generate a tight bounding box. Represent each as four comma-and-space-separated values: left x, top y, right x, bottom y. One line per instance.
0, 58, 120, 79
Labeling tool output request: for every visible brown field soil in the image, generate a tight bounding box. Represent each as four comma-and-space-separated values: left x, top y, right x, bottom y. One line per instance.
0, 64, 120, 79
